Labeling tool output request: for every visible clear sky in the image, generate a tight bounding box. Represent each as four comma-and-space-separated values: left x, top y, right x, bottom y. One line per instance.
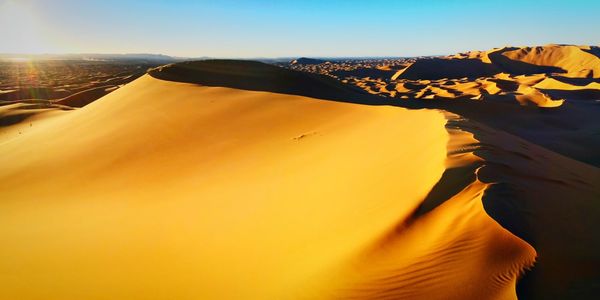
1, 0, 599, 58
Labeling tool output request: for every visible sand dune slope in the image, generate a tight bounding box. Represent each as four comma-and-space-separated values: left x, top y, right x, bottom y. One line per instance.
502, 45, 600, 78
286, 47, 600, 297
0, 63, 536, 299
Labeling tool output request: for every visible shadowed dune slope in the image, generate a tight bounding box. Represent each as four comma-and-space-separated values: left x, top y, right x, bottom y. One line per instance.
0, 61, 538, 299
149, 60, 383, 104
394, 58, 501, 80
54, 85, 119, 108
445, 115, 600, 299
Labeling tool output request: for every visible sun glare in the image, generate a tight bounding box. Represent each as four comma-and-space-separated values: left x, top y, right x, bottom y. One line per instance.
0, 0, 54, 54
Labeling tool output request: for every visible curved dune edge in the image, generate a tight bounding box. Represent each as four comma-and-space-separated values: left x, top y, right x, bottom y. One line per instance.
0, 75, 535, 299
320, 113, 537, 299
330, 180, 536, 299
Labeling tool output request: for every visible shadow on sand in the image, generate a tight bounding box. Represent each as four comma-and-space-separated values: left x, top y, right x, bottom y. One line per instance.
148, 60, 389, 105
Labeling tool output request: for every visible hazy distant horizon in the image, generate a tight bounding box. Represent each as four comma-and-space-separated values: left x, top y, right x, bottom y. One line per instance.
2, 44, 598, 61
0, 52, 430, 60
1, 0, 599, 57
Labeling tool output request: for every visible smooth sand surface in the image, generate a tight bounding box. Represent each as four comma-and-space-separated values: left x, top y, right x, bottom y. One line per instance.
0, 70, 536, 299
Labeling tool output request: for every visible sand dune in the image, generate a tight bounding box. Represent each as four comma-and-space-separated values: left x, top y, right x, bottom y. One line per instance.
445, 114, 600, 299
0, 61, 544, 299
503, 45, 600, 78
289, 52, 600, 298
2, 55, 599, 299
329, 115, 539, 299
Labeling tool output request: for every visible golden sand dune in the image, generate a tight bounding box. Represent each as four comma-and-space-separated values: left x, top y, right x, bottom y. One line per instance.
0, 61, 548, 299
503, 45, 600, 78
514, 85, 564, 107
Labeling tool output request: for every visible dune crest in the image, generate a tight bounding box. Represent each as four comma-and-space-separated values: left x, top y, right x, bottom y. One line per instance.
329, 114, 537, 299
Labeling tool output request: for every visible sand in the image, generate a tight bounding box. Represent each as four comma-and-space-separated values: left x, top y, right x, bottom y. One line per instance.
1, 52, 599, 299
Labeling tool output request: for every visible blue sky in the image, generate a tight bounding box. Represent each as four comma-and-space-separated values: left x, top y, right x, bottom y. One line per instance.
1, 0, 598, 57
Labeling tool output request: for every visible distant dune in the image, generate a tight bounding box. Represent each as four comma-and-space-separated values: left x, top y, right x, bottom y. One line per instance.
1, 53, 599, 299
502, 45, 600, 78
290, 57, 329, 65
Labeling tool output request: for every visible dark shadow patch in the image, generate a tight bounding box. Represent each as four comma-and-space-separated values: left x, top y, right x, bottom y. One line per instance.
582, 46, 600, 60
550, 76, 600, 86
540, 89, 600, 101
413, 165, 477, 217
148, 60, 388, 105
331, 67, 396, 80
0, 112, 39, 127
54, 85, 117, 108
397, 58, 501, 80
